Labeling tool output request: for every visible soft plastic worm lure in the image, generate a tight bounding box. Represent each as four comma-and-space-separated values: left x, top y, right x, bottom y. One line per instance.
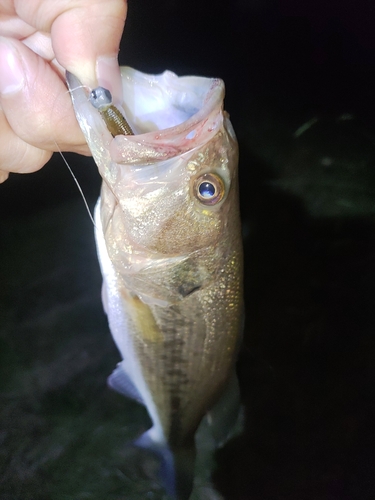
89, 86, 134, 136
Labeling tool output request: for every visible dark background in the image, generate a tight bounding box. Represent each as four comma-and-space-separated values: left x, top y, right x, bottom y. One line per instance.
1, 0, 375, 498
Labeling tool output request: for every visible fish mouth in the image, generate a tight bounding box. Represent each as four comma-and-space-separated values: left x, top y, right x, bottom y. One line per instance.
66, 68, 226, 165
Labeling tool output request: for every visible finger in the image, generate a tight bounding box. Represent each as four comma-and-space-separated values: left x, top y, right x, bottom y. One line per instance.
0, 36, 90, 154
0, 110, 52, 175
0, 13, 36, 39
16, 0, 127, 99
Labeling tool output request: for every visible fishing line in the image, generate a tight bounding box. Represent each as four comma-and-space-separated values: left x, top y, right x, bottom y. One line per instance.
54, 143, 96, 227
50, 84, 97, 227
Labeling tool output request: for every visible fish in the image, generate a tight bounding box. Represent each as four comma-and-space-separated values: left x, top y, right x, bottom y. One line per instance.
66, 67, 243, 499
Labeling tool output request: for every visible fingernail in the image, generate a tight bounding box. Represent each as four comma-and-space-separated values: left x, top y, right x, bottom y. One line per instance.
0, 38, 25, 95
96, 56, 122, 104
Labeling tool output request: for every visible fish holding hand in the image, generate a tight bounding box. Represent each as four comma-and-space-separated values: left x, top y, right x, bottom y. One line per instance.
67, 67, 243, 499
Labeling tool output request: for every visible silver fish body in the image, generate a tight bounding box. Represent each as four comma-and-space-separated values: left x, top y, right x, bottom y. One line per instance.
67, 67, 243, 498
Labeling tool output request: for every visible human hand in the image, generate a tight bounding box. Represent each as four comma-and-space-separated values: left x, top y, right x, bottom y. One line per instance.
0, 0, 127, 183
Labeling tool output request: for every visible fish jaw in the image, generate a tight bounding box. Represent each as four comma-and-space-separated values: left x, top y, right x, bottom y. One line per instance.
67, 67, 243, 450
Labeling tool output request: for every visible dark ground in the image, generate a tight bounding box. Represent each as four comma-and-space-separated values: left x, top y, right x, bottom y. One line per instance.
1, 0, 375, 498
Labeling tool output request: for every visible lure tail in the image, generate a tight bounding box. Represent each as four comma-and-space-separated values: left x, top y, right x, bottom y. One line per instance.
135, 429, 196, 500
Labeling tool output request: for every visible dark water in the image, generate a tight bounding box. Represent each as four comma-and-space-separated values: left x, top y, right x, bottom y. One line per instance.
1, 0, 375, 498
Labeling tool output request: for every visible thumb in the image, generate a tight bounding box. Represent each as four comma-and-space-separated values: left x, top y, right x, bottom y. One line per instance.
24, 0, 127, 100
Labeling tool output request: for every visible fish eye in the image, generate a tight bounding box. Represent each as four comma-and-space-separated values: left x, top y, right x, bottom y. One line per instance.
89, 86, 113, 109
194, 173, 225, 205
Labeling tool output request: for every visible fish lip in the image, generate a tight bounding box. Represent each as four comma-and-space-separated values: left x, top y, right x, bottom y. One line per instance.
66, 71, 88, 108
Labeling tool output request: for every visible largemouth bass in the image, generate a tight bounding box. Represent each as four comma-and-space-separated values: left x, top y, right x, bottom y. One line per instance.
67, 67, 243, 499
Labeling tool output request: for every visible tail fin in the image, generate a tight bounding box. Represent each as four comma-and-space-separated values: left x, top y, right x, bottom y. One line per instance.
135, 429, 196, 500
